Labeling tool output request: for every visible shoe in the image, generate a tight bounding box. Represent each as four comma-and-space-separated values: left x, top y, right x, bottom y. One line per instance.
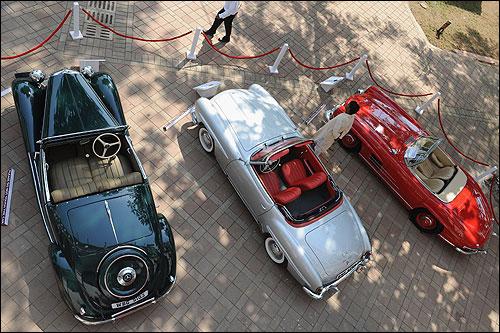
218, 36, 230, 43
203, 30, 214, 38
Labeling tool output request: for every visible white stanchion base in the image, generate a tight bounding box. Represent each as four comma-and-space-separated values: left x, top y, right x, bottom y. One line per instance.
70, 30, 83, 40
268, 65, 279, 74
320, 76, 345, 92
415, 107, 425, 115
186, 51, 197, 60
345, 72, 355, 81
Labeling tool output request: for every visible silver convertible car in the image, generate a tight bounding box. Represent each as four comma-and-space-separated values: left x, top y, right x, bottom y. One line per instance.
191, 84, 372, 299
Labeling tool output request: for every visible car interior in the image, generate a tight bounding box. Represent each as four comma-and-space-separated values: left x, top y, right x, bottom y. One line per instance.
253, 141, 342, 223
44, 133, 143, 203
409, 146, 467, 202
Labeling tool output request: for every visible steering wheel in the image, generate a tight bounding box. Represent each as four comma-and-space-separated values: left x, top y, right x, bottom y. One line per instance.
260, 158, 280, 173
92, 133, 122, 159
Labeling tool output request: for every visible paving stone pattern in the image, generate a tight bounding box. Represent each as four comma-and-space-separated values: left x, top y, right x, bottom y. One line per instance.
1, 1, 499, 332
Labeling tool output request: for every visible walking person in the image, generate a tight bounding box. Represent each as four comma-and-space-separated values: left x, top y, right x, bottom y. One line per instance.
312, 100, 360, 157
204, 1, 240, 43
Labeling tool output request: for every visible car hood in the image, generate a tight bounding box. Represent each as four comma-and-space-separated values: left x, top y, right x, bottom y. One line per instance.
304, 204, 368, 278
449, 178, 494, 247
210, 87, 297, 152
42, 69, 119, 138
348, 86, 427, 152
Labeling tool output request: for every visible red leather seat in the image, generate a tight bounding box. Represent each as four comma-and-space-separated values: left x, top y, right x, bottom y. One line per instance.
260, 171, 301, 205
281, 159, 327, 191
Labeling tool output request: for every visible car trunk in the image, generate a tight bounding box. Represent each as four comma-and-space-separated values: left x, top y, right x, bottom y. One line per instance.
305, 210, 365, 278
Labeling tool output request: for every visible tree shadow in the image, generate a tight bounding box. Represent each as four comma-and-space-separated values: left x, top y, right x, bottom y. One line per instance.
444, 1, 483, 15
453, 27, 499, 59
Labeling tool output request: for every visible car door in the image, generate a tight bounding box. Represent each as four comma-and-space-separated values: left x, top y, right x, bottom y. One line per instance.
225, 159, 273, 219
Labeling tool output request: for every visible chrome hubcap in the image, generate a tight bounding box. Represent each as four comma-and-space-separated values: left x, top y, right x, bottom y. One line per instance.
418, 214, 435, 229
200, 128, 213, 151
117, 267, 137, 286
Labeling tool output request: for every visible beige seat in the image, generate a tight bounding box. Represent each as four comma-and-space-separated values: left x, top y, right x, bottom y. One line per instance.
50, 154, 142, 203
416, 158, 455, 181
88, 155, 142, 192
414, 167, 445, 193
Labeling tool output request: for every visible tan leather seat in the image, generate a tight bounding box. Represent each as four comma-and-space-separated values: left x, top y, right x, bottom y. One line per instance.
49, 157, 97, 202
417, 158, 455, 181
88, 155, 142, 192
415, 167, 445, 193
50, 154, 142, 203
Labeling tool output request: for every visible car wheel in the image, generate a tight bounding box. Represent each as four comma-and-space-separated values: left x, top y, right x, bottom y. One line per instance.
198, 125, 214, 154
339, 133, 361, 153
410, 208, 444, 235
265, 236, 286, 265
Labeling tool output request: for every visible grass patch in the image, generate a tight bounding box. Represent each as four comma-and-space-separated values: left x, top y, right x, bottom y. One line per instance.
410, 1, 499, 59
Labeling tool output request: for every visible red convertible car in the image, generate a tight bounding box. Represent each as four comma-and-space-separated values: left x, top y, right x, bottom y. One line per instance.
332, 86, 494, 254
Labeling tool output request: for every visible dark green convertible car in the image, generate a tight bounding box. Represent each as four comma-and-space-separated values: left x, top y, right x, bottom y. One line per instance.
12, 67, 176, 324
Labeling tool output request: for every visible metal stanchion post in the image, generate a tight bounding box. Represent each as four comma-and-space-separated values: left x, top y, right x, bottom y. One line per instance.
415, 92, 441, 115
268, 43, 289, 74
345, 54, 367, 80
186, 27, 202, 60
69, 2, 83, 40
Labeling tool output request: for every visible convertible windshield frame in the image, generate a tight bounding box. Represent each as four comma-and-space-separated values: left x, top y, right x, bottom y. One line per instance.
251, 137, 311, 163
404, 136, 443, 167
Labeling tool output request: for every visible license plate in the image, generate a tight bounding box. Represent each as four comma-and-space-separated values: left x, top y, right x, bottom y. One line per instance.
111, 290, 148, 309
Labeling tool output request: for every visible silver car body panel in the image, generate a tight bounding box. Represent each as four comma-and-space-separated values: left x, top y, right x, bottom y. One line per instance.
194, 84, 372, 298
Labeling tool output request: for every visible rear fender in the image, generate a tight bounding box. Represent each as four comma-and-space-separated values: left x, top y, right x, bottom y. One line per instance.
261, 211, 323, 291
49, 243, 95, 317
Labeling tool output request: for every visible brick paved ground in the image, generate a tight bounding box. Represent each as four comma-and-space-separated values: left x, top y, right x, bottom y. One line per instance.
1, 1, 499, 332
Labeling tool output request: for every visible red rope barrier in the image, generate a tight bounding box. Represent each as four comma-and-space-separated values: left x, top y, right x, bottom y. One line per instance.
437, 99, 490, 167
202, 32, 280, 59
288, 49, 360, 70
82, 8, 192, 42
489, 174, 498, 225
365, 59, 433, 98
1, 10, 72, 60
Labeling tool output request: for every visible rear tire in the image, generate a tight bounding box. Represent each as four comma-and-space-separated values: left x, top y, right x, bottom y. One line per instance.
409, 208, 444, 235
339, 133, 361, 154
264, 236, 287, 266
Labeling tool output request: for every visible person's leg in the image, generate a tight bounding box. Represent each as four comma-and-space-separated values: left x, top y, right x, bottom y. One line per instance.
219, 14, 236, 42
205, 8, 225, 37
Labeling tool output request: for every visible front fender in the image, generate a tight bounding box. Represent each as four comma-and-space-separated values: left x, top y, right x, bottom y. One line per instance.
49, 243, 96, 317
89, 72, 126, 125
11, 78, 45, 153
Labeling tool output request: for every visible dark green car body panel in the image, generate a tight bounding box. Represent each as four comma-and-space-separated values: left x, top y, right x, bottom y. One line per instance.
11, 69, 176, 324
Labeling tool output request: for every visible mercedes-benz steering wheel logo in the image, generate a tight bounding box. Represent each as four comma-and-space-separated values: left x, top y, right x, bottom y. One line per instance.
117, 267, 136, 287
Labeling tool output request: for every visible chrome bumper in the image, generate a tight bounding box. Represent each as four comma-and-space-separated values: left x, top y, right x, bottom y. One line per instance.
74, 275, 176, 325
439, 235, 488, 255
303, 257, 370, 300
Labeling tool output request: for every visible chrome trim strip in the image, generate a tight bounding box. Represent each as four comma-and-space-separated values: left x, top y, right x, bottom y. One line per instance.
28, 153, 55, 243
438, 235, 487, 255
302, 257, 369, 300
96, 245, 148, 273
74, 297, 156, 325
41, 126, 128, 144
104, 200, 118, 243
125, 135, 147, 179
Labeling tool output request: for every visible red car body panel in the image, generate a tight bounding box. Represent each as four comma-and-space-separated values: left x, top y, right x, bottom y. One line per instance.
334, 86, 494, 251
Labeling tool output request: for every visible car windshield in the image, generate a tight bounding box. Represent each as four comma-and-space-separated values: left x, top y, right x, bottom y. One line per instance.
251, 137, 309, 162
404, 136, 443, 167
